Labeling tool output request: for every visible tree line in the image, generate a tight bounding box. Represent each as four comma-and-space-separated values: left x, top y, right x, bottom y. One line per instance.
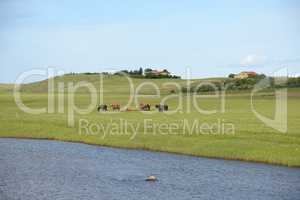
181, 75, 300, 93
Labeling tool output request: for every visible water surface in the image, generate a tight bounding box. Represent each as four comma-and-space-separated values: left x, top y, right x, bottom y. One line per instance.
0, 138, 300, 200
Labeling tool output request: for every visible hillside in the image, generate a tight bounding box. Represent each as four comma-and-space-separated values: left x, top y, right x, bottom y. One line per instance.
2, 74, 299, 97
1, 74, 226, 94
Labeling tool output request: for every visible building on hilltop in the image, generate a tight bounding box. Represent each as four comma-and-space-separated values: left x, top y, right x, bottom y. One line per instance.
234, 71, 257, 79
144, 69, 170, 77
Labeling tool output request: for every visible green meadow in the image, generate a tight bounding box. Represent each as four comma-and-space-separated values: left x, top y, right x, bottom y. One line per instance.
1, 74, 300, 167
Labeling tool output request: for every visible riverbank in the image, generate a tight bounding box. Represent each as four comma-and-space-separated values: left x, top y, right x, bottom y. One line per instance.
1, 136, 300, 168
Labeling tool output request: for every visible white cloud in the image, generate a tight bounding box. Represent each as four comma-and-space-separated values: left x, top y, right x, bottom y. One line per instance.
240, 54, 267, 66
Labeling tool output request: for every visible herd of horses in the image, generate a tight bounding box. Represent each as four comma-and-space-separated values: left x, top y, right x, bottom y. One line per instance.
97, 103, 168, 112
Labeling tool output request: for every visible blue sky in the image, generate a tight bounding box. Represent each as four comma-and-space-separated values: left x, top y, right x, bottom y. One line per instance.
1, 0, 300, 82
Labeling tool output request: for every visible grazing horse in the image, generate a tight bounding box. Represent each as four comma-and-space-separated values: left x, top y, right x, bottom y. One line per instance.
155, 104, 168, 112
111, 104, 120, 111
139, 103, 151, 111
97, 104, 108, 112
164, 105, 168, 111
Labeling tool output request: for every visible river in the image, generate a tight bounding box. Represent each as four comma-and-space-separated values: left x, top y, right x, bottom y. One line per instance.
0, 138, 299, 200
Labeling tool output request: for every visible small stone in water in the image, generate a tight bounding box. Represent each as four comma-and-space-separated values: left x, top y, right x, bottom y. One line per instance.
146, 176, 157, 181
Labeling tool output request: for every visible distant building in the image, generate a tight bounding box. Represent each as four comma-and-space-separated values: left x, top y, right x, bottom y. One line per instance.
234, 71, 257, 79
145, 69, 170, 76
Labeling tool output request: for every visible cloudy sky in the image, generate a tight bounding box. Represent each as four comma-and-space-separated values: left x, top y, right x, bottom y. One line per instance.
0, 0, 300, 82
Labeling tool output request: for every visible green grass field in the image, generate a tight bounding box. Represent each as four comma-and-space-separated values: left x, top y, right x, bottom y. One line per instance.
1, 74, 300, 167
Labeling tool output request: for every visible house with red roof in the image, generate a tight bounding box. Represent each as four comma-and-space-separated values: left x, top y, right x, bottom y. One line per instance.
234, 71, 257, 79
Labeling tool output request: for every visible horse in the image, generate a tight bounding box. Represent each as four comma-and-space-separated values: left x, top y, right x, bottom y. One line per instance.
155, 104, 168, 112
164, 104, 168, 111
139, 103, 151, 111
111, 104, 120, 111
97, 104, 108, 112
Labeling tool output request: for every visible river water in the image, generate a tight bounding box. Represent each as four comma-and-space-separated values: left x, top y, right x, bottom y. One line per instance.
0, 138, 299, 200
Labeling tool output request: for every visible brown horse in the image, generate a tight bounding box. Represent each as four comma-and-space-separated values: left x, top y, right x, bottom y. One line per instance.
111, 104, 120, 111
139, 103, 151, 111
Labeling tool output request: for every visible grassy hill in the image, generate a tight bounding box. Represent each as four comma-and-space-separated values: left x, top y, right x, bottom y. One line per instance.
1, 74, 300, 167
8, 74, 226, 94
15, 74, 186, 94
